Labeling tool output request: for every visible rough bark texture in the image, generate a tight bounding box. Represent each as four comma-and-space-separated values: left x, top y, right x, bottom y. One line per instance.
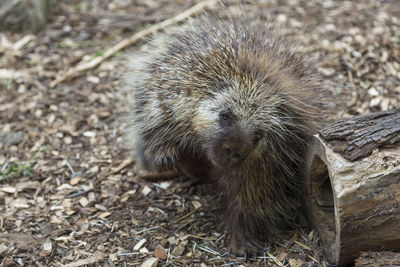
303, 108, 400, 265
0, 0, 52, 33
319, 107, 400, 161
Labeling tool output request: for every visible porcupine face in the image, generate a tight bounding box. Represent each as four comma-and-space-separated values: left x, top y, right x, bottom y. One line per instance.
196, 83, 267, 169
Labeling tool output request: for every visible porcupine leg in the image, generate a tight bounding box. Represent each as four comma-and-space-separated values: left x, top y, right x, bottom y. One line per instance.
133, 135, 160, 172
225, 201, 261, 258
218, 176, 263, 258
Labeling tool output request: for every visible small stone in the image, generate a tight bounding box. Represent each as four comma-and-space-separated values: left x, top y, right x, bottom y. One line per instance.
83, 131, 96, 137
63, 25, 72, 32
276, 14, 287, 23
35, 109, 43, 118
64, 136, 72, 145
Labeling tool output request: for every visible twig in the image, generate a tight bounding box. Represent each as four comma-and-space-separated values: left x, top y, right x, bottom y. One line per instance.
215, 233, 225, 243
176, 206, 201, 223
67, 189, 94, 198
117, 252, 140, 256
198, 246, 220, 256
294, 240, 312, 250
106, 157, 135, 176
286, 232, 299, 248
50, 0, 217, 87
135, 226, 158, 235
267, 252, 285, 267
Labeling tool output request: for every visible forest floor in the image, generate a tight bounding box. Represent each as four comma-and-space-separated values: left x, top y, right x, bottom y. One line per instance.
0, 0, 399, 266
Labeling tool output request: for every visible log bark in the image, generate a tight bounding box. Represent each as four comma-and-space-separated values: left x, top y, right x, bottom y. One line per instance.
303, 108, 400, 265
319, 107, 400, 161
0, 0, 52, 33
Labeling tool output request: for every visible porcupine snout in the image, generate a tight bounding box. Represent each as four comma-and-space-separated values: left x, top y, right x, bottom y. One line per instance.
208, 126, 258, 168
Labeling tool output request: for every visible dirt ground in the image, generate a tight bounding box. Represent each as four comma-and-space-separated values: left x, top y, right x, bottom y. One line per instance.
0, 0, 399, 266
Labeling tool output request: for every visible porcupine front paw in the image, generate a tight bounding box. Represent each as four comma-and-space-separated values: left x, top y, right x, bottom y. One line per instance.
228, 234, 260, 260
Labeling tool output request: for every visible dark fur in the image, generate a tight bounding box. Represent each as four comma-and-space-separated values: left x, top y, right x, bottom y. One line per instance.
124, 16, 326, 255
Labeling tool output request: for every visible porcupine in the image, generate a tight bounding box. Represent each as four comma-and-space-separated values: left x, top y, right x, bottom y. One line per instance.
124, 15, 326, 256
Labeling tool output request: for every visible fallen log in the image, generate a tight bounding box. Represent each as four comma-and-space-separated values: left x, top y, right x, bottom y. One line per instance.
303, 108, 400, 265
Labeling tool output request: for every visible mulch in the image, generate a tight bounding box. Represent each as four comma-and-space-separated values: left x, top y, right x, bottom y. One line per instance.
0, 0, 399, 266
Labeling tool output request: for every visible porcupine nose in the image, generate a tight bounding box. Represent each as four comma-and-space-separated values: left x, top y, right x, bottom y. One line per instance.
222, 141, 251, 166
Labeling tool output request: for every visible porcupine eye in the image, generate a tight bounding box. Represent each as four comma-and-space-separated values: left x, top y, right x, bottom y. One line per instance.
218, 110, 234, 126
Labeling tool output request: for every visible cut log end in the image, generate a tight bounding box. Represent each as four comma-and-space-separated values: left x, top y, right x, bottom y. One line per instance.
304, 142, 338, 263
304, 133, 400, 265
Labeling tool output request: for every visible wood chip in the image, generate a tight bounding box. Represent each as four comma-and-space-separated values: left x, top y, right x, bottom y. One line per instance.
141, 186, 151, 196
3, 257, 17, 267
62, 252, 105, 267
140, 247, 149, 253
171, 244, 185, 256
288, 259, 303, 267
106, 157, 135, 176
140, 257, 158, 267
42, 239, 52, 252
0, 186, 16, 193
79, 197, 89, 207
134, 238, 147, 251
99, 211, 111, 218
69, 177, 82, 186
154, 245, 167, 260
